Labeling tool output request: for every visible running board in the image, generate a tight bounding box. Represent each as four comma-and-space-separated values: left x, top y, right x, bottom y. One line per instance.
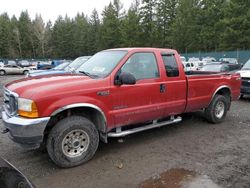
108, 116, 182, 137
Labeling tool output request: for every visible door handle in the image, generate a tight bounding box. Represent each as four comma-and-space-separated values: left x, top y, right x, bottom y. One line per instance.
160, 84, 166, 93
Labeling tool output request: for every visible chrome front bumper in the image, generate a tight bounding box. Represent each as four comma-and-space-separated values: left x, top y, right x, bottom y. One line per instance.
1, 111, 50, 149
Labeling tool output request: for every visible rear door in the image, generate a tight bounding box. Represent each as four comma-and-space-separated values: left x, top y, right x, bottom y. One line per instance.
160, 52, 187, 116
111, 52, 165, 127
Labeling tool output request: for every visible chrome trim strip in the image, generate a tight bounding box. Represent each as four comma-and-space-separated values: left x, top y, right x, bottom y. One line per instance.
51, 103, 107, 123
208, 85, 232, 106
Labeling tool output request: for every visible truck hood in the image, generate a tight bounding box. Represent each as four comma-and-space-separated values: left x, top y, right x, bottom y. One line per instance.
5, 74, 99, 99
237, 70, 250, 78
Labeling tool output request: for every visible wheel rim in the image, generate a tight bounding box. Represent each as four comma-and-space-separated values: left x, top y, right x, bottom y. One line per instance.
62, 129, 90, 158
214, 101, 225, 119
0, 71, 4, 75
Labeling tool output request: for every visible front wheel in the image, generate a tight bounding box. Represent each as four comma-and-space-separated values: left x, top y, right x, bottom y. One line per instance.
46, 116, 99, 168
205, 95, 229, 123
23, 70, 29, 75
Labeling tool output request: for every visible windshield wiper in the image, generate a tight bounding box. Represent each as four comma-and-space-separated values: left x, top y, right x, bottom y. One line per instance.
79, 71, 93, 77
79, 71, 100, 79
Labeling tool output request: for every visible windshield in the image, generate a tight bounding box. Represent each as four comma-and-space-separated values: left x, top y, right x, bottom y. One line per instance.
242, 59, 250, 70
77, 50, 127, 78
53, 62, 70, 70
65, 56, 90, 71
202, 65, 223, 72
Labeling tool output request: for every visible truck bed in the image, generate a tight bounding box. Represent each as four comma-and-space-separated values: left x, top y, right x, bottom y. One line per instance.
185, 71, 241, 112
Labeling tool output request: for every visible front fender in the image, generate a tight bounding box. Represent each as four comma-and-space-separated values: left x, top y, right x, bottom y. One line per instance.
39, 96, 109, 120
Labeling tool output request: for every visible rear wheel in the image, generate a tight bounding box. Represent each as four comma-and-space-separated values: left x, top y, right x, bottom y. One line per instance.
0, 70, 6, 76
46, 116, 99, 168
205, 95, 229, 123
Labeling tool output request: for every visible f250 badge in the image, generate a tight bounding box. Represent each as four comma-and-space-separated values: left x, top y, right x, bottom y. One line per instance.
97, 90, 110, 96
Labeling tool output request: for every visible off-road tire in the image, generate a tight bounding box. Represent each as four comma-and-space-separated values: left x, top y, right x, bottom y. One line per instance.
205, 94, 229, 124
0, 70, 6, 76
46, 116, 99, 168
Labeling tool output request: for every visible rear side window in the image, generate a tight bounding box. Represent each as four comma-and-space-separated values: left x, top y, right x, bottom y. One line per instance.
162, 53, 179, 77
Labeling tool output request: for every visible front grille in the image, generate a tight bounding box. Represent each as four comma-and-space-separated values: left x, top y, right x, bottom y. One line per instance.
3, 88, 18, 116
242, 77, 250, 81
241, 77, 250, 87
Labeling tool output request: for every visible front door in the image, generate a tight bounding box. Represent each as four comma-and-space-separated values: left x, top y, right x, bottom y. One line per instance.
110, 52, 165, 127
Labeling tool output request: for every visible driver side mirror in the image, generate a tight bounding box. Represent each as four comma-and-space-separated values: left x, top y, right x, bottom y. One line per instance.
115, 72, 136, 85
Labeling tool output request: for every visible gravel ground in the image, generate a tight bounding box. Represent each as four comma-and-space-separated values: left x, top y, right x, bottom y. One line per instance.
0, 75, 249, 188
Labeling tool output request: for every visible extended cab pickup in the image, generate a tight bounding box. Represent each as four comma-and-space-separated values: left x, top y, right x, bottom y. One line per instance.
1, 48, 241, 167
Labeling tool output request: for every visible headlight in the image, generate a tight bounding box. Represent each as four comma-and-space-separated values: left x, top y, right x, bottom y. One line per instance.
18, 98, 38, 118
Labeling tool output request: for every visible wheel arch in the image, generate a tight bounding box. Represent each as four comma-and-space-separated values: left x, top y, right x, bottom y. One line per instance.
209, 85, 231, 109
44, 103, 107, 140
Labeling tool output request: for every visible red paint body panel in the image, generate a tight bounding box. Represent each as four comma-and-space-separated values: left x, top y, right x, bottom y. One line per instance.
5, 48, 241, 131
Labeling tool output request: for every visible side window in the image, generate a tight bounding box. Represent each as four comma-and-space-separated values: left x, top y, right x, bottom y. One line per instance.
120, 52, 159, 80
162, 53, 179, 77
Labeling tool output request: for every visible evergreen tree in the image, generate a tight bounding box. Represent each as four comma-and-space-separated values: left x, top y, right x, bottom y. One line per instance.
100, 2, 122, 49
171, 0, 201, 53
88, 9, 101, 54
10, 15, 22, 58
197, 0, 227, 52
51, 15, 74, 58
156, 0, 179, 47
18, 11, 34, 58
73, 13, 89, 56
32, 14, 46, 58
140, 0, 158, 46
0, 13, 11, 58
120, 0, 142, 47
218, 0, 250, 50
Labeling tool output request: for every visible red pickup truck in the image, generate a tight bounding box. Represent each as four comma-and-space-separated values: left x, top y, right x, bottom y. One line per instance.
2, 48, 241, 167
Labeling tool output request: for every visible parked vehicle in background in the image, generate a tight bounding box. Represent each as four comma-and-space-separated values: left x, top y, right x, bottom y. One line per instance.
0, 65, 30, 75
219, 58, 238, 64
6, 60, 17, 66
28, 56, 91, 77
17, 60, 31, 67
188, 57, 204, 70
219, 58, 241, 70
37, 60, 72, 70
2, 48, 241, 168
201, 63, 230, 72
28, 62, 70, 77
0, 62, 4, 67
237, 59, 250, 98
36, 61, 53, 70
188, 57, 200, 62
202, 57, 216, 64
182, 62, 196, 71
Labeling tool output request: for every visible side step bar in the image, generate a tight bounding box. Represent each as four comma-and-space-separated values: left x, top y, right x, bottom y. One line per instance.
108, 116, 182, 137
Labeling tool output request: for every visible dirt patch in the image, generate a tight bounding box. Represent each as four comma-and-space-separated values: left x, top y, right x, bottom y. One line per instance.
139, 168, 195, 188
139, 168, 220, 188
